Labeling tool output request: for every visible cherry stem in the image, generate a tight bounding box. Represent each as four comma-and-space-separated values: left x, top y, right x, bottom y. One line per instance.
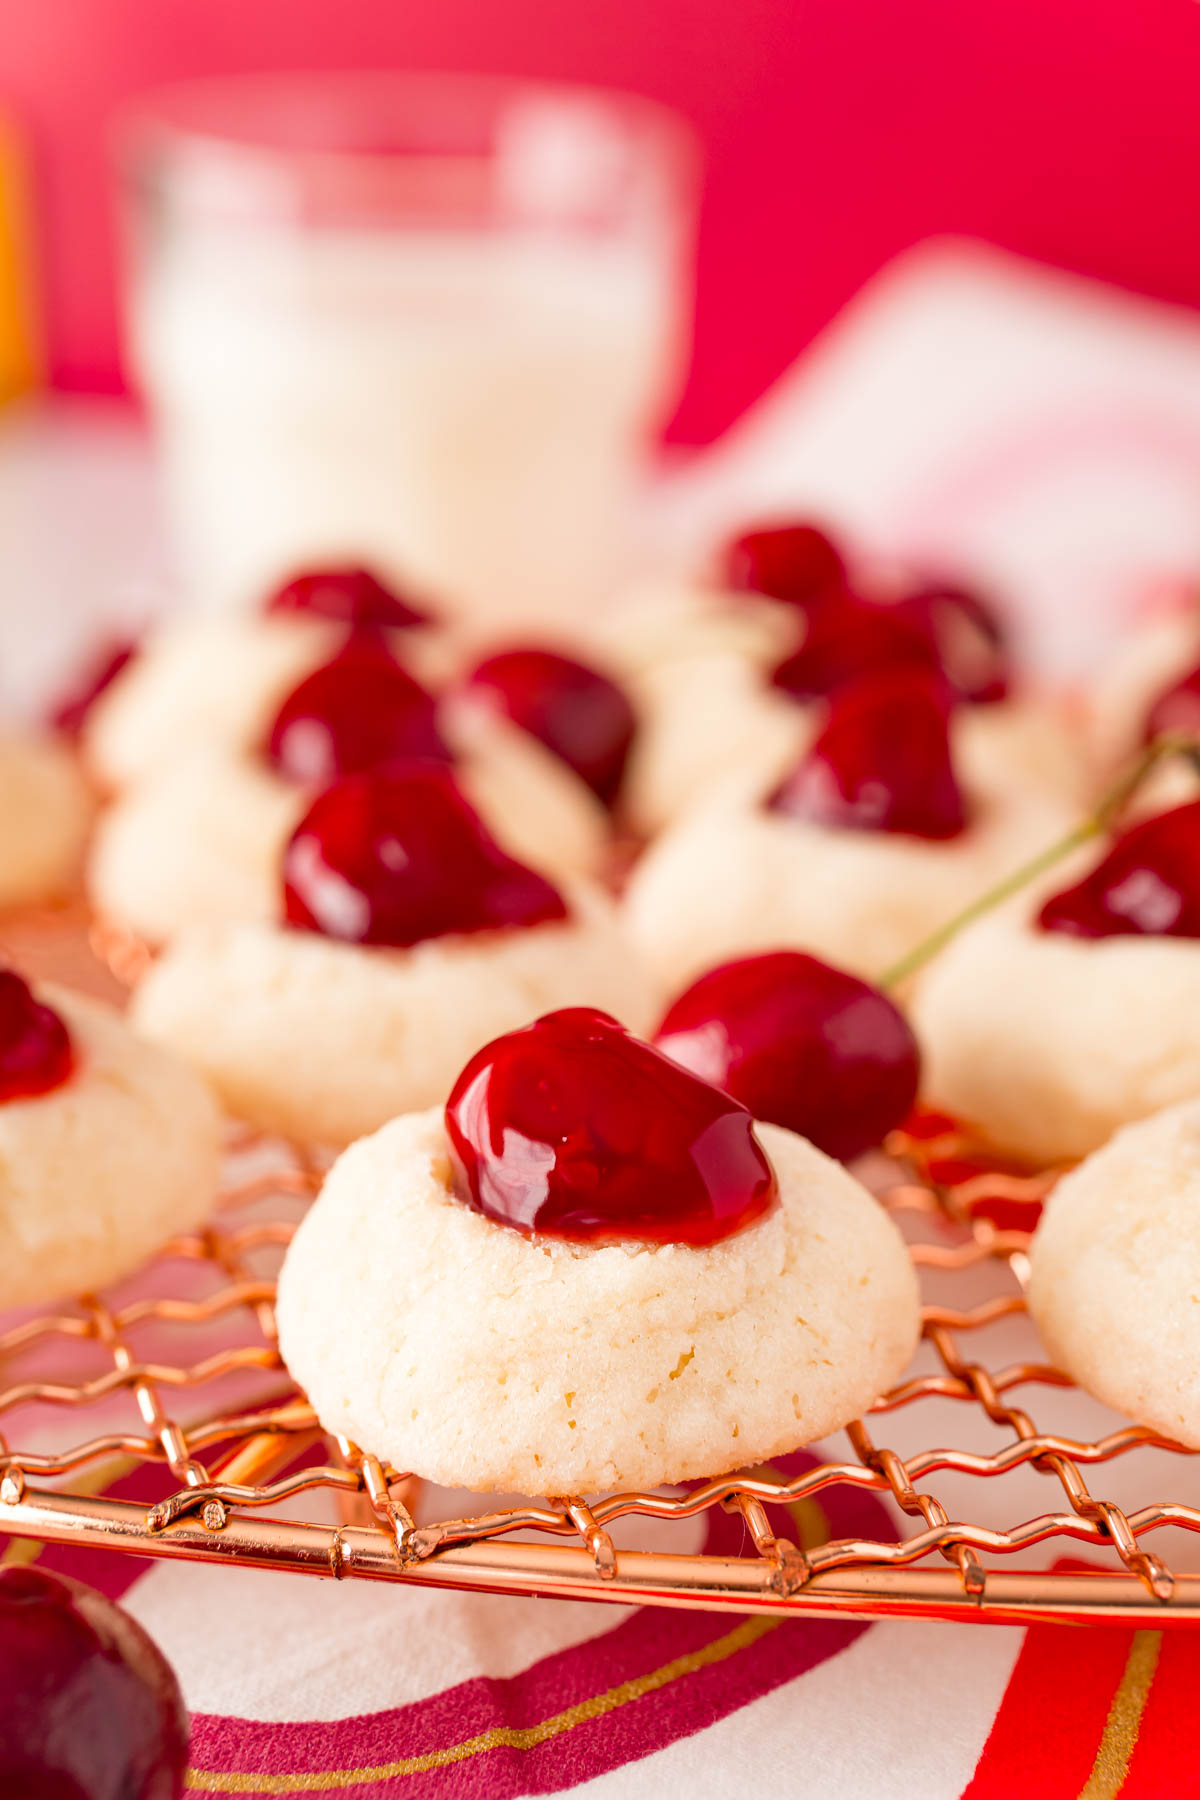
877, 732, 1194, 991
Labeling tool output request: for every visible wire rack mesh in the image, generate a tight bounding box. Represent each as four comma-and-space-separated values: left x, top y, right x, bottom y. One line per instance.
4, 907, 1200, 1626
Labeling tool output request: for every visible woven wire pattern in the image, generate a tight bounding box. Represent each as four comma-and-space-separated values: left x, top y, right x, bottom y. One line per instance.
4, 1111, 1200, 1621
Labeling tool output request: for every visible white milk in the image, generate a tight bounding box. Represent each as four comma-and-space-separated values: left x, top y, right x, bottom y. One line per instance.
131, 227, 681, 627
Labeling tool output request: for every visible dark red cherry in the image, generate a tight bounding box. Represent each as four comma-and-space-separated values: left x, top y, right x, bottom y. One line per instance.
723, 521, 846, 611
446, 1007, 777, 1247
283, 764, 567, 948
895, 582, 1010, 704
771, 592, 943, 702
771, 670, 968, 841
463, 648, 636, 807
0, 1564, 189, 1799
1145, 659, 1200, 743
263, 636, 449, 784
654, 952, 921, 1163
264, 565, 432, 629
50, 639, 138, 738
0, 969, 74, 1102
1038, 799, 1200, 939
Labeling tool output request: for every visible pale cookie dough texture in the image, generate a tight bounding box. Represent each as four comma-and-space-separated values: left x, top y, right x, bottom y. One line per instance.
623, 751, 1074, 992
81, 613, 459, 791
0, 987, 221, 1307
0, 736, 93, 910
131, 886, 658, 1147
276, 1109, 920, 1494
88, 706, 609, 944
1029, 1099, 1200, 1445
592, 578, 798, 685
913, 907, 1200, 1166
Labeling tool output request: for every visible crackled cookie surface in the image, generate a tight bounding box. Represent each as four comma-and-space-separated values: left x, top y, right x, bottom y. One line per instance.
276, 1105, 919, 1494
0, 979, 220, 1307
1029, 1100, 1200, 1445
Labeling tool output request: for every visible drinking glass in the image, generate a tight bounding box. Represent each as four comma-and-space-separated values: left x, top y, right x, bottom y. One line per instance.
116, 71, 698, 627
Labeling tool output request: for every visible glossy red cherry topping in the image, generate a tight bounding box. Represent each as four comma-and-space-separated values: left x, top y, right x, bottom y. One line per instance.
263, 636, 448, 784
446, 1007, 778, 1246
895, 582, 1010, 704
463, 648, 636, 807
264, 564, 432, 630
283, 764, 567, 948
654, 952, 921, 1163
771, 592, 943, 702
1038, 800, 1200, 939
0, 969, 74, 1102
723, 521, 846, 611
1144, 659, 1200, 743
771, 670, 968, 841
51, 639, 138, 738
0, 1564, 189, 1799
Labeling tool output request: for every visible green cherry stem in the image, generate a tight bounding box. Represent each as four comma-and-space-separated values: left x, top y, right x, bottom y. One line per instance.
877, 732, 1194, 992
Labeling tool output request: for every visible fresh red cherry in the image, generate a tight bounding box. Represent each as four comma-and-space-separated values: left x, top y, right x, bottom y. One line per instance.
264, 564, 432, 629
1144, 659, 1200, 743
654, 952, 920, 1163
50, 639, 138, 738
446, 1007, 778, 1246
1038, 800, 1200, 939
895, 582, 1010, 705
0, 969, 74, 1102
283, 764, 567, 948
771, 670, 968, 841
462, 647, 636, 807
771, 592, 943, 702
263, 636, 449, 785
0, 1565, 189, 1800
723, 521, 846, 611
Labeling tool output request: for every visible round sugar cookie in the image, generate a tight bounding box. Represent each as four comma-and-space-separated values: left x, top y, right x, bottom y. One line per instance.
0, 737, 92, 910
624, 650, 1086, 838
276, 1108, 920, 1493
623, 766, 1073, 992
1029, 1100, 1200, 1445
913, 907, 1200, 1166
130, 888, 657, 1147
88, 707, 609, 944
0, 986, 221, 1307
81, 613, 457, 791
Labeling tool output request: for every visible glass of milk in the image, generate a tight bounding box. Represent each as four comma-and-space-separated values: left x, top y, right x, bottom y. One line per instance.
116, 72, 697, 629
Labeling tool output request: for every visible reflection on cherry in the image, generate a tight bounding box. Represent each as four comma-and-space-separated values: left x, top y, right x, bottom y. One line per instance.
446, 1006, 778, 1246
283, 764, 568, 948
723, 521, 846, 611
263, 637, 449, 784
654, 951, 920, 1162
0, 1564, 190, 1800
771, 670, 968, 841
895, 582, 1009, 705
463, 648, 636, 806
771, 592, 941, 701
1145, 659, 1200, 745
263, 564, 432, 630
1039, 799, 1200, 940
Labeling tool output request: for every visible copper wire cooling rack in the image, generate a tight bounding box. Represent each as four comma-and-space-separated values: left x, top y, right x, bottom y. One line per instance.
5, 1116, 1200, 1629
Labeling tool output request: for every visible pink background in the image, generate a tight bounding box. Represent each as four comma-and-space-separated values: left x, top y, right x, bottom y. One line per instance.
5, 0, 1200, 444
